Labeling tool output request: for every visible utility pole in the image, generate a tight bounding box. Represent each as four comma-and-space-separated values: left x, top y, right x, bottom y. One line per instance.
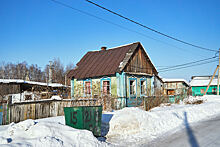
49, 61, 53, 84
204, 65, 219, 95
204, 49, 220, 96
218, 48, 220, 95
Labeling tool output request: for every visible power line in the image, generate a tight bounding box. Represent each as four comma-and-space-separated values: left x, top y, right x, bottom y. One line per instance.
50, 0, 218, 72
129, 57, 217, 72
85, 0, 217, 52
159, 59, 218, 72
158, 56, 218, 70
50, 0, 208, 59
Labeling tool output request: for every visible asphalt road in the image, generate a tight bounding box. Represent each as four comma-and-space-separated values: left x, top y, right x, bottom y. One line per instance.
146, 113, 220, 147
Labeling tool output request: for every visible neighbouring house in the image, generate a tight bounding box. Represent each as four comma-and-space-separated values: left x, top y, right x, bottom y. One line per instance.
163, 78, 189, 96
190, 75, 220, 96
67, 42, 162, 108
0, 79, 69, 103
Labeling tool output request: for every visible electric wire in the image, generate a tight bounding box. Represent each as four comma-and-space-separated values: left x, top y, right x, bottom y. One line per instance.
50, 0, 219, 73
50, 0, 208, 58
159, 59, 218, 72
158, 56, 218, 70
85, 0, 217, 52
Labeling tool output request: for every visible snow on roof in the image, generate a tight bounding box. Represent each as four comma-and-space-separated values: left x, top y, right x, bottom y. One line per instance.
162, 78, 189, 86
190, 77, 219, 87
0, 79, 67, 87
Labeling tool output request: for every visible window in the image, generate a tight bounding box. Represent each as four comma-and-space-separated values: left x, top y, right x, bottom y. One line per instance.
200, 89, 204, 94
130, 80, 136, 96
212, 88, 217, 94
85, 81, 91, 95
140, 80, 147, 95
167, 90, 175, 95
102, 81, 110, 95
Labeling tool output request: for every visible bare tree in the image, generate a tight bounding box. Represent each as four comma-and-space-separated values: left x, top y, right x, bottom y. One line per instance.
0, 59, 74, 85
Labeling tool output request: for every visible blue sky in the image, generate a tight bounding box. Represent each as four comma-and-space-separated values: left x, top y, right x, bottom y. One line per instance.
0, 0, 219, 81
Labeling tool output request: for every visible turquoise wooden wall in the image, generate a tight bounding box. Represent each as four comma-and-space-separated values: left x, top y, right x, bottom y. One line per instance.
192, 86, 220, 96
70, 72, 153, 108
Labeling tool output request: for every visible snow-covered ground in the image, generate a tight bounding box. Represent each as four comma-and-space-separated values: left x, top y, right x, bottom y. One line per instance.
0, 116, 107, 147
106, 95, 220, 146
1, 95, 220, 146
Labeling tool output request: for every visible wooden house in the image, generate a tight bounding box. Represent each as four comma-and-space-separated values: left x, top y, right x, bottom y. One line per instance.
0, 79, 69, 103
67, 42, 162, 108
190, 76, 220, 96
163, 78, 189, 96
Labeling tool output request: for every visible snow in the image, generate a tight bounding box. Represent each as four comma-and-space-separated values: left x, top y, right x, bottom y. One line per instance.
2, 95, 220, 146
162, 78, 189, 86
51, 95, 62, 100
0, 79, 67, 88
7, 92, 63, 104
8, 91, 40, 103
106, 95, 220, 146
0, 116, 107, 147
190, 77, 219, 86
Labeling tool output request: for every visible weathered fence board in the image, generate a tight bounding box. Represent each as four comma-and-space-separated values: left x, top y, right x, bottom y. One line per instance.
1, 99, 100, 125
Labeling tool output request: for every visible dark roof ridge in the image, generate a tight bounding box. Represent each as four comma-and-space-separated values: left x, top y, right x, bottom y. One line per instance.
87, 42, 140, 53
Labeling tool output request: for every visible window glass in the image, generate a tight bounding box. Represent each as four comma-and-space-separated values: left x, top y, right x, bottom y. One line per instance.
141, 80, 146, 95
200, 89, 204, 94
130, 80, 136, 95
102, 81, 110, 95
212, 88, 217, 94
85, 81, 91, 95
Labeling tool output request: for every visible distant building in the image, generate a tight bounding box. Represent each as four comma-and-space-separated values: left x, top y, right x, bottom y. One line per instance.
163, 78, 189, 96
0, 79, 69, 103
190, 76, 220, 96
67, 42, 162, 108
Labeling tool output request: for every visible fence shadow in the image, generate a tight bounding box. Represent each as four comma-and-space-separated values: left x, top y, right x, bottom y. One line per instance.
98, 113, 113, 141
184, 112, 200, 147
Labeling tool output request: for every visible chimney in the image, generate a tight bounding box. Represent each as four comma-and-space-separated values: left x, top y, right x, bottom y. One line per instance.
101, 46, 107, 51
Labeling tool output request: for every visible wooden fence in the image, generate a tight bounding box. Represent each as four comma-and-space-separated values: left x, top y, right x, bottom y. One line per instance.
0, 101, 8, 125
144, 94, 186, 111
0, 99, 100, 125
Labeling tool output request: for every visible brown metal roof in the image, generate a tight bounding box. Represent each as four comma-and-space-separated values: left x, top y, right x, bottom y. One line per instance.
67, 42, 157, 79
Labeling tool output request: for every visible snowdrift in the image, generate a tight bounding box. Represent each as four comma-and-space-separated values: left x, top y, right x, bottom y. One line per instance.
0, 116, 106, 147
106, 95, 220, 145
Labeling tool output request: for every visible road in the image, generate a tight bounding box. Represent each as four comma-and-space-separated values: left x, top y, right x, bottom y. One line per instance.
146, 113, 220, 147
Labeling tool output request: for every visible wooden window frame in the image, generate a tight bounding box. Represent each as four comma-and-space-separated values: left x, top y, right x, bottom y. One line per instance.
129, 78, 137, 97
140, 79, 147, 96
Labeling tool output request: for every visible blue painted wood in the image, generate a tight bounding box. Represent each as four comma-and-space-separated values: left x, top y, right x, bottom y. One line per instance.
128, 78, 137, 98
0, 105, 3, 125
140, 78, 147, 97
126, 97, 143, 107
122, 72, 126, 98
151, 76, 154, 96
71, 78, 74, 99
116, 72, 126, 98
116, 73, 121, 97
127, 78, 140, 107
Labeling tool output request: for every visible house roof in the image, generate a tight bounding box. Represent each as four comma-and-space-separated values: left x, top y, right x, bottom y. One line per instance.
190, 76, 219, 87
162, 78, 189, 87
67, 42, 157, 79
0, 79, 67, 87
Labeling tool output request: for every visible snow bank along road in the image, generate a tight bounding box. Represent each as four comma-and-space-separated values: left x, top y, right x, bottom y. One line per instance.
147, 113, 220, 147
106, 96, 220, 146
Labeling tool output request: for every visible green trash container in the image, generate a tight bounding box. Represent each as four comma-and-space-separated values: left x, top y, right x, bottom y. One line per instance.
64, 106, 102, 136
